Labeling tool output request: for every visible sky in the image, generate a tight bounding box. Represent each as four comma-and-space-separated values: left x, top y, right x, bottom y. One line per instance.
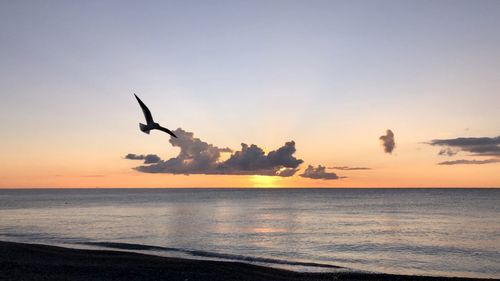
0, 0, 499, 188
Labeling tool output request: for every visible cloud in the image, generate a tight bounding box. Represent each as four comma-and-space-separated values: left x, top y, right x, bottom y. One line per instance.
438, 148, 458, 157
125, 153, 161, 164
429, 136, 500, 157
220, 141, 303, 176
429, 135, 500, 165
379, 129, 395, 154
438, 159, 500, 165
300, 165, 339, 180
125, 154, 145, 160
329, 166, 371, 170
128, 128, 303, 177
144, 154, 161, 164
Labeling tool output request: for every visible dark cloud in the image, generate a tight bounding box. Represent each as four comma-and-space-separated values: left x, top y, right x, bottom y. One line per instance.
379, 129, 395, 154
429, 136, 500, 157
124, 153, 161, 164
221, 141, 303, 176
329, 166, 371, 170
145, 155, 161, 164
429, 135, 500, 165
438, 148, 458, 157
438, 159, 500, 165
129, 128, 303, 177
125, 154, 145, 160
133, 129, 229, 174
430, 136, 500, 147
300, 165, 339, 180
275, 168, 300, 177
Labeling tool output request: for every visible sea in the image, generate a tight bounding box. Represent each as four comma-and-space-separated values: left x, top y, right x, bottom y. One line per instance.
0, 188, 498, 279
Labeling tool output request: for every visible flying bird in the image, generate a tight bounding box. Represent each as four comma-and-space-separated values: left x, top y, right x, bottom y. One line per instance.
134, 94, 177, 138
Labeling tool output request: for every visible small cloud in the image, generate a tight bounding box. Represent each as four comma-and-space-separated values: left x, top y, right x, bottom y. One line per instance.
125, 153, 145, 160
144, 154, 161, 164
438, 148, 458, 157
379, 129, 395, 154
329, 166, 371, 170
276, 168, 300, 177
125, 153, 161, 164
438, 159, 500, 165
300, 165, 339, 180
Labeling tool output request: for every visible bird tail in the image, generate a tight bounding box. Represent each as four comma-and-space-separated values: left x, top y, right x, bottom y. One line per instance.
139, 123, 150, 134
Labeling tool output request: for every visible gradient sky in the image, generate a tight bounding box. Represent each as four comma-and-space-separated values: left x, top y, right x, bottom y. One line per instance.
1, 0, 499, 188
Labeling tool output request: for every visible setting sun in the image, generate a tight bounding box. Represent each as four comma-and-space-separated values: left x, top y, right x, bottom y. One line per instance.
250, 175, 281, 188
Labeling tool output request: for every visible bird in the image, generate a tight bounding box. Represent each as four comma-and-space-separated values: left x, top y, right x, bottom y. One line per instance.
134, 94, 177, 138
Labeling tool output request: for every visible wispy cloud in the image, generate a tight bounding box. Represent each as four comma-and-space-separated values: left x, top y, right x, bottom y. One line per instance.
379, 129, 395, 154
125, 154, 161, 164
329, 166, 371, 170
127, 128, 303, 177
438, 148, 458, 157
429, 136, 500, 157
438, 159, 500, 165
429, 135, 500, 165
300, 165, 340, 180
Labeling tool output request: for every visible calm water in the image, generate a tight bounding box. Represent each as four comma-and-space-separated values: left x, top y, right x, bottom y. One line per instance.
0, 188, 498, 278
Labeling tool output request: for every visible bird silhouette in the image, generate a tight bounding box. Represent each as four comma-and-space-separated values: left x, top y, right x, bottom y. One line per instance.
134, 94, 177, 138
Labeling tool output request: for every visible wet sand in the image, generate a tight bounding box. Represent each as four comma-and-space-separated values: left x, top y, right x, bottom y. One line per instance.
0, 241, 493, 281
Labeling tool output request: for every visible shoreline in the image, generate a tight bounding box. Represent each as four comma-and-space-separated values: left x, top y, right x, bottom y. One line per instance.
79, 241, 346, 271
0, 241, 494, 281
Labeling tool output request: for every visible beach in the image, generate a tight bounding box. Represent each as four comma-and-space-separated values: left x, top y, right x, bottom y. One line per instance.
0, 241, 495, 281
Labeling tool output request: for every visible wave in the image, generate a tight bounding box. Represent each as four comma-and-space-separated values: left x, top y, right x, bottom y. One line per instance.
81, 241, 343, 269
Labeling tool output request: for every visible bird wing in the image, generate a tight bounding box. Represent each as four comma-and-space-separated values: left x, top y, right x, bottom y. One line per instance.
156, 126, 178, 138
134, 94, 154, 124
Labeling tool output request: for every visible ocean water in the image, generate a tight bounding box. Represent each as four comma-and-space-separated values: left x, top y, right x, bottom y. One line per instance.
0, 188, 498, 278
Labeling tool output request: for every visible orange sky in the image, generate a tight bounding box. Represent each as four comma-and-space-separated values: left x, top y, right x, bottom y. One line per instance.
1, 1, 499, 188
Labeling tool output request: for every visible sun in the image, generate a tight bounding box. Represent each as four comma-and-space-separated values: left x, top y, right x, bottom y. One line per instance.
250, 175, 281, 188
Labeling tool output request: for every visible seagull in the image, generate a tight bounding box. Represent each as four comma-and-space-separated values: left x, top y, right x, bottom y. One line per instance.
134, 94, 177, 138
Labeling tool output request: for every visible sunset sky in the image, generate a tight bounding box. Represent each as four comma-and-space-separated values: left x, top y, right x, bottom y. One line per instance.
1, 0, 499, 188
